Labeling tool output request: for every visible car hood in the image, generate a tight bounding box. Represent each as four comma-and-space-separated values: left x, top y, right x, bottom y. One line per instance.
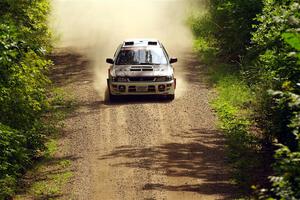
110, 65, 173, 77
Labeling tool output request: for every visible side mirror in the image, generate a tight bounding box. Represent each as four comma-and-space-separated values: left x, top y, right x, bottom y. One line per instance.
106, 58, 114, 64
170, 57, 178, 64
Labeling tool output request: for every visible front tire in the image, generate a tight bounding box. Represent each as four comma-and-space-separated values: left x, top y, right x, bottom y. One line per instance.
107, 79, 116, 102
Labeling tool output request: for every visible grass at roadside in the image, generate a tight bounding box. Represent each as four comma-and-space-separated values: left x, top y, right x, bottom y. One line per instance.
187, 11, 270, 195
14, 88, 76, 200
208, 64, 264, 191
16, 141, 73, 199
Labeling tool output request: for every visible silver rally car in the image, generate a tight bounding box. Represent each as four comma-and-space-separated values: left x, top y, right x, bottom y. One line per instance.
106, 39, 177, 101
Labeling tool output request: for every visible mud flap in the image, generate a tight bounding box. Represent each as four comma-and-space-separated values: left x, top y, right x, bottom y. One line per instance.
107, 79, 111, 94
107, 79, 117, 102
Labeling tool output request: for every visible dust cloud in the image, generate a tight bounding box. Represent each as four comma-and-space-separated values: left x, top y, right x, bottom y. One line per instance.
51, 0, 198, 99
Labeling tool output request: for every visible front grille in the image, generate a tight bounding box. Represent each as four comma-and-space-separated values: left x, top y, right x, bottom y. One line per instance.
127, 85, 156, 93
128, 86, 136, 92
130, 69, 141, 71
148, 86, 156, 92
128, 77, 155, 82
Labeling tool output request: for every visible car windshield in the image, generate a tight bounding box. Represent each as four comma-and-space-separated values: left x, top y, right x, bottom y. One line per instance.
115, 47, 168, 65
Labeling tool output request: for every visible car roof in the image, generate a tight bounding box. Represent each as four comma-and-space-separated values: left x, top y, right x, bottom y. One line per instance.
122, 39, 161, 47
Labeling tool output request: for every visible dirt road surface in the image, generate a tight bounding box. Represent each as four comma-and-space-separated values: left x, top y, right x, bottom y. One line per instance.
51, 49, 237, 200
50, 0, 237, 199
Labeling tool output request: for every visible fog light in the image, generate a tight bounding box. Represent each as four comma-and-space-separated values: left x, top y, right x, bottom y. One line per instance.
119, 85, 126, 92
158, 84, 165, 91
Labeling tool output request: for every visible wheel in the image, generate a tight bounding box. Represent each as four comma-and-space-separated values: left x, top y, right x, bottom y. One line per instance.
107, 79, 116, 102
166, 94, 175, 101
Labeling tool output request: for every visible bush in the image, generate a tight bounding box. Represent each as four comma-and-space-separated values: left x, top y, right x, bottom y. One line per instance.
256, 7, 300, 197
209, 0, 263, 61
0, 124, 28, 198
189, 0, 263, 63
187, 12, 219, 64
0, 24, 51, 130
189, 0, 300, 197
210, 65, 261, 190
259, 90, 300, 199
0, 0, 52, 199
249, 0, 300, 148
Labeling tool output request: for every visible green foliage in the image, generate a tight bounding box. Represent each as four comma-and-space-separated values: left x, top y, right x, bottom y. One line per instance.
209, 0, 263, 61
191, 0, 263, 62
213, 76, 253, 108
249, 0, 299, 148
193, 37, 219, 64
0, 0, 52, 51
258, 90, 300, 199
282, 32, 300, 64
249, 0, 300, 87
187, 12, 219, 64
210, 65, 260, 190
255, 3, 300, 196
282, 33, 300, 51
0, 0, 52, 199
189, 0, 263, 63
15, 140, 74, 199
189, 0, 300, 197
30, 170, 73, 197
270, 147, 300, 199
0, 124, 28, 198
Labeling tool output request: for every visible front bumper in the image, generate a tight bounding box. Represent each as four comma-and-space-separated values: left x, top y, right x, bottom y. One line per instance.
107, 79, 176, 95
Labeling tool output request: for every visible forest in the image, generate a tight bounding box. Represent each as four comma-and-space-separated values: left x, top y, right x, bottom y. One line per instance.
0, 0, 52, 198
189, 0, 300, 198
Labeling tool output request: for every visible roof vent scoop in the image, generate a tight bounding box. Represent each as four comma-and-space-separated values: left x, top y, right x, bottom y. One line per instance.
148, 41, 158, 45
124, 41, 134, 46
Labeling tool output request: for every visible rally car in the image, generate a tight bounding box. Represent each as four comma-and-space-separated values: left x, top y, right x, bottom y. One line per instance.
106, 39, 177, 101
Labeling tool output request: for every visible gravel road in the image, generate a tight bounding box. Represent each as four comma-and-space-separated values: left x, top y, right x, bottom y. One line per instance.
50, 0, 237, 199
51, 48, 237, 200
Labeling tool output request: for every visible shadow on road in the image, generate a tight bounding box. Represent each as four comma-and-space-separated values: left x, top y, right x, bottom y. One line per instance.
104, 93, 174, 106
176, 51, 211, 86
99, 128, 240, 199
16, 155, 81, 200
49, 49, 241, 199
49, 50, 91, 87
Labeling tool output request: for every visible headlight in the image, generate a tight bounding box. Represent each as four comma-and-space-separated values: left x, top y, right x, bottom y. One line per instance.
156, 76, 173, 82
111, 76, 117, 82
